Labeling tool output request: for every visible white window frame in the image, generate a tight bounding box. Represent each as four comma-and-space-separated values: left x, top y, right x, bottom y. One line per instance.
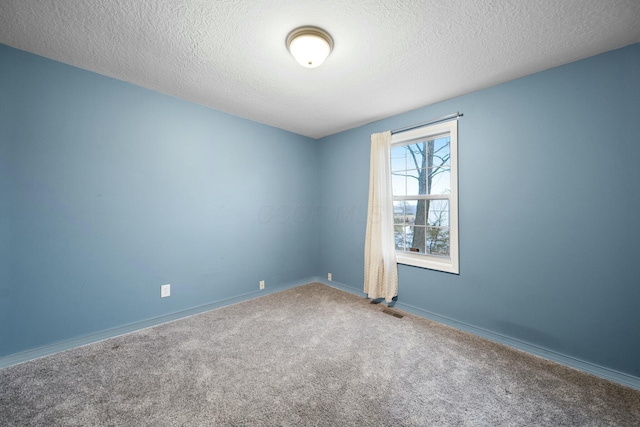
391, 119, 459, 274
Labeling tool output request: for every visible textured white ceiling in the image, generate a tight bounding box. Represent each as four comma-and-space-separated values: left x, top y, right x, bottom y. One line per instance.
1, 0, 639, 138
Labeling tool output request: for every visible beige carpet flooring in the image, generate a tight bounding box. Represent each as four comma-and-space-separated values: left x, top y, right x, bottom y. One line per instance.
1, 283, 639, 426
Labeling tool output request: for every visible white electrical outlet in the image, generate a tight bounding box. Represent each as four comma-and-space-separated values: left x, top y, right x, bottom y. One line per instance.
328, 273, 332, 281
161, 284, 171, 298
259, 280, 265, 290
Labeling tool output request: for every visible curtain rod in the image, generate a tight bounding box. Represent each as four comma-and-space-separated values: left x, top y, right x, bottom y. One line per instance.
391, 112, 463, 135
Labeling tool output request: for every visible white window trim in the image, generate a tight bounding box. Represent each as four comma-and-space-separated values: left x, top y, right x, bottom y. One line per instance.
391, 119, 459, 274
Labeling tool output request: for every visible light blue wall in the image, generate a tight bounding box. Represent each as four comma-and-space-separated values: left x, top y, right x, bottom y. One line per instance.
0, 51, 11, 348
317, 44, 640, 378
0, 44, 318, 357
3, 40, 639, 382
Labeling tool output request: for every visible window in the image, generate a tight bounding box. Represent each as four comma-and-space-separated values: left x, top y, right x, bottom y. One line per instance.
390, 119, 458, 273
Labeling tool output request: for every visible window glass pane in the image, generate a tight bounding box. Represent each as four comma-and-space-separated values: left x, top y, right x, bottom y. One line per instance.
391, 156, 406, 173
393, 135, 451, 196
405, 199, 450, 227
391, 145, 406, 159
393, 201, 406, 224
425, 226, 450, 256
427, 200, 450, 227
427, 168, 451, 195
409, 168, 451, 196
394, 199, 450, 257
404, 142, 426, 170
433, 136, 451, 167
392, 174, 406, 196
390, 146, 408, 173
394, 225, 407, 250
414, 169, 428, 195
407, 226, 427, 254
405, 201, 417, 224
412, 200, 428, 226
405, 169, 420, 195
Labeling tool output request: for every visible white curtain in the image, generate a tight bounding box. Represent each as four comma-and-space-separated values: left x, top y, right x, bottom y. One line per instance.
364, 131, 398, 302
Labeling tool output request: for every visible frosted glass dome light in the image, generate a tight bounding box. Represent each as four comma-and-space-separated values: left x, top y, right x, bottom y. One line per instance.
286, 26, 333, 68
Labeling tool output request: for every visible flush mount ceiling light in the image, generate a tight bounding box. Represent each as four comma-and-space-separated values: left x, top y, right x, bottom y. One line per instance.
286, 26, 333, 68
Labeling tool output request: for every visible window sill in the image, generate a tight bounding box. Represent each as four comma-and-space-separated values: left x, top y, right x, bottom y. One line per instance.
396, 252, 459, 274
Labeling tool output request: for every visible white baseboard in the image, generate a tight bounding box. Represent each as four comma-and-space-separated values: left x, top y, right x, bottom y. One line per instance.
315, 278, 640, 391
0, 277, 313, 369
